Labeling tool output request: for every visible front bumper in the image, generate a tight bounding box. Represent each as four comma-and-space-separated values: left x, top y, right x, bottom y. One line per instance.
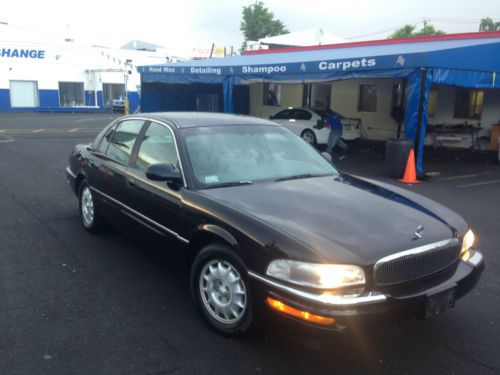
249, 250, 484, 332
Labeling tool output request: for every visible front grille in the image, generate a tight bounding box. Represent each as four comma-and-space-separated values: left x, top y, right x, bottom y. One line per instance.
374, 240, 461, 285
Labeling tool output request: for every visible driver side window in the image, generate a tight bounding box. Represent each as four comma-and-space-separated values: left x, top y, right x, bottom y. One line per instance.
106, 120, 145, 165
135, 122, 179, 172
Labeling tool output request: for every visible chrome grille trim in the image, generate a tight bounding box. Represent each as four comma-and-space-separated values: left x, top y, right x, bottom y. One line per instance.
374, 238, 460, 285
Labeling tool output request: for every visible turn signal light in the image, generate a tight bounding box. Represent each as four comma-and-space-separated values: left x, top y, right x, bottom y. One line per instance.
266, 297, 335, 326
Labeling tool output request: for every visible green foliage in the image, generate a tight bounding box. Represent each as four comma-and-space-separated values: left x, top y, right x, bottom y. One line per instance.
479, 17, 500, 31
389, 23, 445, 39
240, 1, 288, 52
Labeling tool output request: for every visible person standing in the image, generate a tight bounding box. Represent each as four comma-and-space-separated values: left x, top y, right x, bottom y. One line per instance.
324, 108, 348, 156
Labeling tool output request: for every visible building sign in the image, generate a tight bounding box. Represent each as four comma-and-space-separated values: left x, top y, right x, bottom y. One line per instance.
139, 54, 423, 79
318, 58, 376, 71
1, 48, 46, 59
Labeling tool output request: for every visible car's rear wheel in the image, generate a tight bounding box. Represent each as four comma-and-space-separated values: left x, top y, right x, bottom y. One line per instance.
301, 129, 317, 147
78, 180, 106, 233
191, 244, 253, 336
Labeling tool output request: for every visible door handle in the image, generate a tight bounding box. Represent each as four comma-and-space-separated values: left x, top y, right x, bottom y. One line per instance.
127, 177, 136, 187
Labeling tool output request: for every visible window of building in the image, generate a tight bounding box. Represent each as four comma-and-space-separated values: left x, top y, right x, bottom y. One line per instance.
106, 120, 145, 165
302, 83, 331, 110
136, 122, 178, 171
427, 86, 438, 117
9, 80, 39, 108
59, 82, 84, 107
358, 84, 377, 112
390, 81, 406, 121
454, 89, 484, 119
102, 83, 126, 107
263, 83, 282, 106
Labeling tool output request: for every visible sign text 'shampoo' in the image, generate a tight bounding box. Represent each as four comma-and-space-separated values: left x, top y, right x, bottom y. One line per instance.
242, 65, 287, 74
319, 58, 376, 71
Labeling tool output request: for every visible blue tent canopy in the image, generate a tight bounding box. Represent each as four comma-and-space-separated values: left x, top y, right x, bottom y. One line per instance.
138, 33, 500, 174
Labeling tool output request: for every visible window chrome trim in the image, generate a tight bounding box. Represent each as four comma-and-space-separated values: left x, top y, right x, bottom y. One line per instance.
374, 238, 459, 271
248, 271, 387, 306
90, 186, 189, 244
142, 120, 187, 188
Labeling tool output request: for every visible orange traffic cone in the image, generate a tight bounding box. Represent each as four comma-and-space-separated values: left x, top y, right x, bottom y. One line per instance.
399, 149, 421, 184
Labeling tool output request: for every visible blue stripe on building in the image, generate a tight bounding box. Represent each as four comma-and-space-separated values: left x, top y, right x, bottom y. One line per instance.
0, 89, 140, 113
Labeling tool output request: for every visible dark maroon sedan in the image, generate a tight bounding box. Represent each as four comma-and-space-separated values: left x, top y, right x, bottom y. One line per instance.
66, 112, 484, 336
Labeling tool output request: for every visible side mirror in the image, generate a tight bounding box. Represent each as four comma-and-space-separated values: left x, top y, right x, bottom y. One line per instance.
321, 152, 332, 163
269, 115, 274, 119
146, 163, 182, 188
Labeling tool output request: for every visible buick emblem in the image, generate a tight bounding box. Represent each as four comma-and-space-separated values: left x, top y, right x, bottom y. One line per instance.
413, 225, 424, 240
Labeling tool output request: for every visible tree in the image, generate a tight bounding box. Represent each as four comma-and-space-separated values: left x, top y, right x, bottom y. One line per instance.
240, 1, 288, 52
389, 21, 445, 39
479, 17, 500, 31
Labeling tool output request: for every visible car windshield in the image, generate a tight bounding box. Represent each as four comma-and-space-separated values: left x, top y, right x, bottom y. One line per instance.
181, 125, 338, 189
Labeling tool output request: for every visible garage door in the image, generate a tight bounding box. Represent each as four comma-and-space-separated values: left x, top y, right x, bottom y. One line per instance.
10, 80, 39, 108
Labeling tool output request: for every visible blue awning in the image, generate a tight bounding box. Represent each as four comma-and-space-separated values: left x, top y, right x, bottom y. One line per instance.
139, 33, 500, 175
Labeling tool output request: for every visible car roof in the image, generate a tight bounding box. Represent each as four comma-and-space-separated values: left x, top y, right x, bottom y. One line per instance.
133, 112, 278, 129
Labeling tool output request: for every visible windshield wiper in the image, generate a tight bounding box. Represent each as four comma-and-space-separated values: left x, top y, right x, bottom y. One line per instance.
275, 173, 331, 182
204, 180, 253, 189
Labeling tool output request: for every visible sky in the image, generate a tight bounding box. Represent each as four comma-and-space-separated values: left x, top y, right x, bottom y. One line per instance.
1, 0, 499, 55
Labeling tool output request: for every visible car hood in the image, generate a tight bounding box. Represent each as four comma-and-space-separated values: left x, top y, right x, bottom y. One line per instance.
201, 174, 463, 265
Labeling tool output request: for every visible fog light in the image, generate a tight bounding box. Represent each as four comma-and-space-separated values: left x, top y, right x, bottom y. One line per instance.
266, 297, 335, 326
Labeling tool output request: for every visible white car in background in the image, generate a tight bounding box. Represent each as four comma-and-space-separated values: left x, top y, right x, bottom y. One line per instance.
269, 107, 361, 146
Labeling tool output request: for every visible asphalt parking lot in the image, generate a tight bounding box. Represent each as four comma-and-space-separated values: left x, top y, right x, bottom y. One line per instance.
0, 113, 499, 375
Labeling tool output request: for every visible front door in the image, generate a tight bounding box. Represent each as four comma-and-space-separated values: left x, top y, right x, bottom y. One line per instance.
124, 121, 185, 242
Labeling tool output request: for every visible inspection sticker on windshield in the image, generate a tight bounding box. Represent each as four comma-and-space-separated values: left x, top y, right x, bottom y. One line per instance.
205, 175, 219, 184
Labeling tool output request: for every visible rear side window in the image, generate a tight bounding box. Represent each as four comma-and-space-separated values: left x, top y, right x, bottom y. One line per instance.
293, 110, 312, 120
135, 122, 178, 171
272, 110, 293, 120
106, 120, 145, 165
98, 124, 118, 153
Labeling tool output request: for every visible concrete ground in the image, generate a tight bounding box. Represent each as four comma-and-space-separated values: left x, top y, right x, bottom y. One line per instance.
0, 113, 498, 375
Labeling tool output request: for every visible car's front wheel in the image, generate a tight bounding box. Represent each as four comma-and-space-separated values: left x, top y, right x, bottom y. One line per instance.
301, 129, 317, 147
191, 244, 253, 336
78, 180, 106, 233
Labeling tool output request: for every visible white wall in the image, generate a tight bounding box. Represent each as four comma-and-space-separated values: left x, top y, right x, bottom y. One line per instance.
249, 79, 400, 140
248, 79, 500, 147
426, 85, 500, 148
330, 78, 399, 140
0, 41, 171, 94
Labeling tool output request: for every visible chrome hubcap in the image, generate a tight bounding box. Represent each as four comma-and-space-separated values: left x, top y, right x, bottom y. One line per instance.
302, 131, 314, 144
199, 259, 247, 324
81, 186, 95, 226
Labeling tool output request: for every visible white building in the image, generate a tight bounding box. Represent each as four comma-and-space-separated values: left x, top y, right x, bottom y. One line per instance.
0, 24, 173, 112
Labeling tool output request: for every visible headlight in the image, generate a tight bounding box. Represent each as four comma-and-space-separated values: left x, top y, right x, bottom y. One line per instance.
266, 260, 365, 289
460, 229, 475, 261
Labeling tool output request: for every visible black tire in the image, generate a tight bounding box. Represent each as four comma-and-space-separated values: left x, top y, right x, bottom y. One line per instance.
301, 129, 317, 147
78, 180, 107, 233
190, 243, 253, 337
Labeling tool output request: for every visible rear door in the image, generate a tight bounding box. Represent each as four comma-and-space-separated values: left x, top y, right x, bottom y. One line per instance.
86, 119, 146, 212
123, 120, 186, 242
